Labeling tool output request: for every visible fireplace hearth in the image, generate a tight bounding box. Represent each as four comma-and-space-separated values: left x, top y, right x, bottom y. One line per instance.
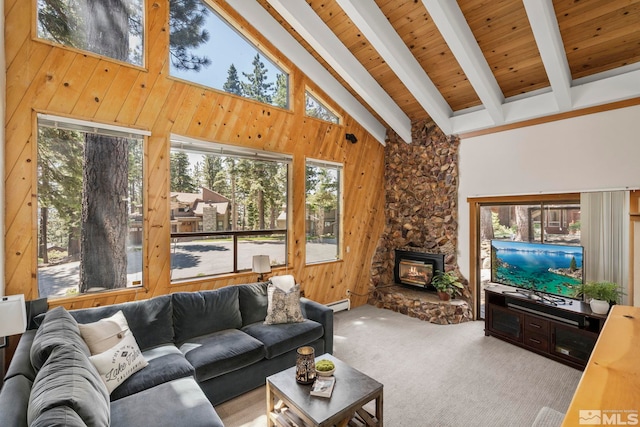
394, 250, 445, 291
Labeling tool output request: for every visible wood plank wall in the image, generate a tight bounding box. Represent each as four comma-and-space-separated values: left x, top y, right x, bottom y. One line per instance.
3, 0, 386, 310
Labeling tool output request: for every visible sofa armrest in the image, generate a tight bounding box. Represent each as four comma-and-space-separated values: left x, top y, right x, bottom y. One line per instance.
300, 298, 333, 354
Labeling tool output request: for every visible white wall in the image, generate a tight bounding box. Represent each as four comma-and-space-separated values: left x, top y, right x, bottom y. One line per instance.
458, 105, 640, 286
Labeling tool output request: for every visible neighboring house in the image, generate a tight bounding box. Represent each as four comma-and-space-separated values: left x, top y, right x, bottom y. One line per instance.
170, 188, 231, 233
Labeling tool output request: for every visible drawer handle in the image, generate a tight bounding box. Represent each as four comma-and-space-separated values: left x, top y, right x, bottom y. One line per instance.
529, 338, 541, 344
530, 323, 542, 328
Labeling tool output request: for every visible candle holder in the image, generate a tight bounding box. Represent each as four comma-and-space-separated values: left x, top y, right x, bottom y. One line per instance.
295, 346, 316, 384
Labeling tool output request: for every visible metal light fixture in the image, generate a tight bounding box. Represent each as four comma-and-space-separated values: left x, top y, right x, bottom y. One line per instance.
252, 255, 271, 282
0, 294, 27, 348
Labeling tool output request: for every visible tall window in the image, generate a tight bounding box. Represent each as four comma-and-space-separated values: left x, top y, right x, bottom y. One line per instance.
170, 137, 290, 281
36, 0, 144, 66
305, 160, 342, 264
37, 115, 145, 298
305, 90, 340, 124
168, 0, 289, 108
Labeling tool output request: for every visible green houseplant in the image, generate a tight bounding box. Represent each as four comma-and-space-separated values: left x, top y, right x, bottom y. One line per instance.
573, 281, 620, 314
431, 270, 464, 301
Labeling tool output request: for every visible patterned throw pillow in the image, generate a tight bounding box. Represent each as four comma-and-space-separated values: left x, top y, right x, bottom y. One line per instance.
264, 283, 305, 325
89, 331, 148, 394
78, 310, 130, 355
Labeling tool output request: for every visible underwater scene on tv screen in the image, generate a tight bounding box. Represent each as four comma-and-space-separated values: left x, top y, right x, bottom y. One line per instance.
491, 240, 583, 298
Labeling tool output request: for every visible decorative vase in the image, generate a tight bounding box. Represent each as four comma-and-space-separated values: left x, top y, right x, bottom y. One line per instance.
295, 346, 316, 384
589, 299, 610, 315
437, 291, 450, 301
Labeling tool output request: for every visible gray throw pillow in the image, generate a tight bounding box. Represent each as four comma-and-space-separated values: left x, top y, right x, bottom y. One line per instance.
264, 283, 305, 325
30, 306, 90, 371
27, 344, 110, 427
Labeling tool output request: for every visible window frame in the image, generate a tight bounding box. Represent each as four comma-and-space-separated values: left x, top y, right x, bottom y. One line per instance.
35, 0, 146, 68
36, 113, 149, 299
304, 88, 341, 124
468, 193, 581, 320
168, 0, 291, 109
169, 134, 292, 282
305, 158, 344, 265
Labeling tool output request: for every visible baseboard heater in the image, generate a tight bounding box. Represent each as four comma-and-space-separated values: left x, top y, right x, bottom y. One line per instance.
326, 298, 351, 312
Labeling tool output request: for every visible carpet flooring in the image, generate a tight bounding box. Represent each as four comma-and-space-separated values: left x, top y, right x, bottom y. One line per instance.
215, 304, 582, 426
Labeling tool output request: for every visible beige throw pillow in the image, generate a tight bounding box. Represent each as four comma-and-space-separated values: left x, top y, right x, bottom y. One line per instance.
264, 283, 305, 325
78, 310, 130, 355
89, 331, 148, 394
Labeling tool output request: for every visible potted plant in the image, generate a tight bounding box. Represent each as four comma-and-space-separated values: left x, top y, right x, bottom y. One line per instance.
573, 281, 620, 314
431, 270, 464, 301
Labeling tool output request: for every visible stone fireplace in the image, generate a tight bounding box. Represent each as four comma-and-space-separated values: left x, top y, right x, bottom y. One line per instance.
369, 120, 472, 324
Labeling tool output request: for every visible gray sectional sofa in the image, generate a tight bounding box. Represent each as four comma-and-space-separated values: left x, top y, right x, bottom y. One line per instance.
0, 281, 334, 426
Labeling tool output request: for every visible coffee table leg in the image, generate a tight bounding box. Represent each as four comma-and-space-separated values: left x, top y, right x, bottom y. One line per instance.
376, 392, 383, 426
266, 382, 274, 427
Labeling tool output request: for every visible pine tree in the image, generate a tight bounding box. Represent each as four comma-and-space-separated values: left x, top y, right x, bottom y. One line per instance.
169, 0, 212, 71
170, 152, 197, 193
273, 74, 288, 108
242, 54, 273, 104
223, 64, 243, 96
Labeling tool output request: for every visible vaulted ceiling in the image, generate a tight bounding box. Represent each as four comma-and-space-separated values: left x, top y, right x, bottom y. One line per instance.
226, 0, 640, 143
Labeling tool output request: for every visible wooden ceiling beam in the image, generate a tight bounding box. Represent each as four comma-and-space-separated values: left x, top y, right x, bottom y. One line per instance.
261, 0, 412, 143
226, 0, 390, 145
422, 0, 505, 125
335, 0, 453, 135
523, 0, 572, 112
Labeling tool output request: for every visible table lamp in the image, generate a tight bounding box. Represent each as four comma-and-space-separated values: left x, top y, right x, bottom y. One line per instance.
0, 294, 27, 348
252, 255, 271, 282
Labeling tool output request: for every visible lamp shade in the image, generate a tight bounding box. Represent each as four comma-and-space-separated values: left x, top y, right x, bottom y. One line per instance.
0, 294, 27, 337
252, 255, 271, 274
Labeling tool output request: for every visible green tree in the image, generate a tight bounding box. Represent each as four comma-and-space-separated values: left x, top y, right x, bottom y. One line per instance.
170, 152, 197, 193
169, 0, 212, 71
273, 74, 288, 108
242, 54, 273, 104
37, 128, 84, 263
570, 256, 577, 272
306, 166, 338, 239
223, 64, 243, 96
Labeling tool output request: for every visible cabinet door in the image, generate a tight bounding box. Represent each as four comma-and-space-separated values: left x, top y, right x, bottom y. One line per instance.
487, 304, 523, 342
551, 323, 598, 366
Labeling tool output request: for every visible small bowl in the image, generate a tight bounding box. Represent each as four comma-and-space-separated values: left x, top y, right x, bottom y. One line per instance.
316, 367, 335, 377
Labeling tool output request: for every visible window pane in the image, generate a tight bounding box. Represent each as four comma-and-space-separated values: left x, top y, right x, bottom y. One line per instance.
543, 204, 581, 244
169, 144, 288, 281
305, 91, 339, 124
306, 162, 341, 264
37, 0, 144, 66
37, 124, 143, 298
169, 0, 289, 108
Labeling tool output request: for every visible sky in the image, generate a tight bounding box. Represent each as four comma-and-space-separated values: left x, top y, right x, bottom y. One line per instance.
169, 6, 283, 92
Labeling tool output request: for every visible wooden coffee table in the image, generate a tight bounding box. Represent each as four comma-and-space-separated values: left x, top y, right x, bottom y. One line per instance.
266, 353, 383, 427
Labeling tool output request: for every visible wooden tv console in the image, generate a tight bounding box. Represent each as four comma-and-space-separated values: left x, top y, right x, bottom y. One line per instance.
484, 286, 607, 370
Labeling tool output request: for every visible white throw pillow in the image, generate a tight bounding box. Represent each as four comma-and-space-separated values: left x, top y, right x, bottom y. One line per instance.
89, 331, 148, 394
270, 274, 296, 293
79, 310, 130, 355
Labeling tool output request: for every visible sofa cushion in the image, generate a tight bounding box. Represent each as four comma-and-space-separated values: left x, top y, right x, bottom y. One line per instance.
238, 282, 269, 326
110, 345, 195, 401
89, 331, 149, 394
172, 287, 242, 343
0, 375, 32, 427
264, 283, 304, 325
242, 319, 324, 359
78, 310, 130, 354
110, 377, 223, 427
27, 344, 110, 427
31, 406, 87, 427
30, 307, 90, 372
70, 295, 174, 351
179, 329, 265, 382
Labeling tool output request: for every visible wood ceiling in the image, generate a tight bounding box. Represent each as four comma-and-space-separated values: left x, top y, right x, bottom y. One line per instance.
226, 0, 640, 142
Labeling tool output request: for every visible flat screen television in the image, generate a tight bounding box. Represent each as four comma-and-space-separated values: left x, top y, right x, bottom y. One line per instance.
490, 240, 584, 299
